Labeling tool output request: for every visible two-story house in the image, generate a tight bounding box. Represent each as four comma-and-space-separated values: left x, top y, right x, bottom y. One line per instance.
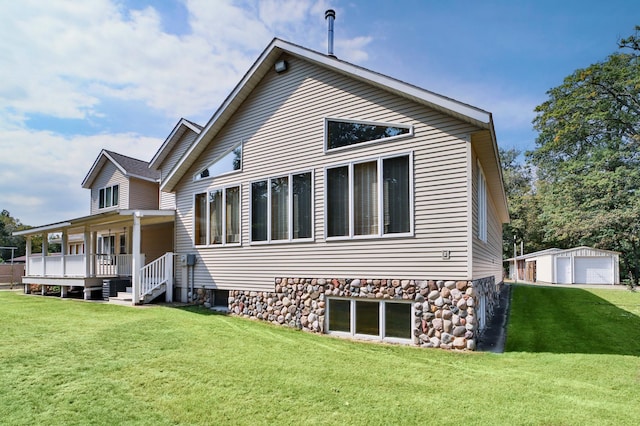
16, 38, 508, 349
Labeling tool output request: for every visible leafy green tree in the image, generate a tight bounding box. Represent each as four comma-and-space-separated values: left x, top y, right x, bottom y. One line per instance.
500, 148, 546, 259
0, 210, 28, 260
529, 26, 640, 285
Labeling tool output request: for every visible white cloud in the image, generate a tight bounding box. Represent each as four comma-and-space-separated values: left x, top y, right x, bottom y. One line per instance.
0, 0, 372, 124
0, 0, 374, 225
0, 127, 161, 225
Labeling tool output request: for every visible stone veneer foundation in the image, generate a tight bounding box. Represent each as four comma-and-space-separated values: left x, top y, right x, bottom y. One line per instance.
218, 276, 501, 350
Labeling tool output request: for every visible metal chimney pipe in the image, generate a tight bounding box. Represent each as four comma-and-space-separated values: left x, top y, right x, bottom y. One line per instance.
325, 9, 336, 57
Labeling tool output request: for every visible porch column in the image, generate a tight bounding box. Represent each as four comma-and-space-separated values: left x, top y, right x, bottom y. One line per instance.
91, 230, 98, 276
131, 212, 142, 305
84, 228, 91, 277
61, 286, 68, 298
127, 226, 133, 254
165, 252, 173, 303
61, 232, 68, 276
42, 232, 48, 276
25, 236, 31, 276
25, 236, 32, 293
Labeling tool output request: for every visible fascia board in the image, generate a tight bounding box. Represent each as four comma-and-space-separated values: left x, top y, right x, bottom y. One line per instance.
81, 150, 107, 189
149, 119, 202, 170
161, 39, 282, 192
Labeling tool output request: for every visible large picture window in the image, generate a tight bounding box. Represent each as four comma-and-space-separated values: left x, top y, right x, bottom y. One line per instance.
98, 184, 119, 209
326, 154, 412, 239
194, 185, 241, 246
326, 298, 412, 341
251, 172, 312, 243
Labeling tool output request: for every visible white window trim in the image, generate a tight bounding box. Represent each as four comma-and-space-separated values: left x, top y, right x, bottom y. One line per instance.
98, 184, 119, 209
193, 184, 242, 248
324, 151, 414, 241
477, 161, 487, 243
324, 117, 414, 153
249, 170, 315, 245
193, 141, 244, 182
325, 297, 414, 344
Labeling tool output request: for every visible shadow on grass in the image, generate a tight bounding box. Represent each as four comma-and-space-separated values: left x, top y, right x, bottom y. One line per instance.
505, 285, 640, 356
175, 304, 228, 316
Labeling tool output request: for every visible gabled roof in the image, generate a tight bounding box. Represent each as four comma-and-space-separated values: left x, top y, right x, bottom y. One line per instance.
82, 150, 160, 189
161, 38, 498, 193
505, 246, 620, 262
149, 118, 203, 171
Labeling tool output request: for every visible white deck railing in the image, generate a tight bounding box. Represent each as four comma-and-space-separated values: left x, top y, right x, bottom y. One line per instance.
27, 254, 133, 278
139, 252, 173, 298
94, 254, 132, 277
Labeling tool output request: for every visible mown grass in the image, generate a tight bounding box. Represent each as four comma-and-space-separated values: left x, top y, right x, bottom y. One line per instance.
506, 285, 640, 355
1, 287, 639, 425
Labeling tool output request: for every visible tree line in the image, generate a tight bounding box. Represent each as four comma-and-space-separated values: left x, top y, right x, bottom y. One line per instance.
0, 210, 28, 262
503, 26, 640, 286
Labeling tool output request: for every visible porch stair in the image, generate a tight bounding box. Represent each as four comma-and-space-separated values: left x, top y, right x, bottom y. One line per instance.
101, 253, 173, 305
108, 287, 165, 304
137, 252, 173, 305
108, 287, 133, 303
141, 283, 166, 304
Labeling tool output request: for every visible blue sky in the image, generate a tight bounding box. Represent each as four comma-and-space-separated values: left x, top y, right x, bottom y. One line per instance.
1, 0, 638, 226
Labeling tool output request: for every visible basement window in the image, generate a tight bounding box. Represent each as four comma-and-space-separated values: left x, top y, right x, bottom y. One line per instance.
213, 289, 229, 309
326, 298, 412, 342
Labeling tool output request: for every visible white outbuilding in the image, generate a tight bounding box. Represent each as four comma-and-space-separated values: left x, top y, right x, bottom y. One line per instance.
506, 246, 620, 285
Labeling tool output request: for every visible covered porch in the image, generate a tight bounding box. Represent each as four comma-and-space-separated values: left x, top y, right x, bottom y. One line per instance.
15, 210, 175, 304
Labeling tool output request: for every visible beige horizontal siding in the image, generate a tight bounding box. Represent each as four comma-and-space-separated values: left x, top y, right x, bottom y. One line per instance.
128, 178, 159, 210
470, 140, 504, 283
90, 162, 129, 214
159, 192, 176, 210
174, 54, 483, 292
160, 130, 198, 182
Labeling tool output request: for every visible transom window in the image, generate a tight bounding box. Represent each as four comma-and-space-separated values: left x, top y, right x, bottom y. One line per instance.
195, 144, 242, 181
251, 172, 313, 243
325, 118, 412, 151
326, 154, 412, 239
99, 184, 119, 209
194, 185, 241, 246
326, 298, 412, 341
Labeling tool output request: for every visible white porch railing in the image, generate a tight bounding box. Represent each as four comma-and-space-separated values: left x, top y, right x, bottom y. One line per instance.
27, 254, 133, 278
28, 256, 44, 276
44, 256, 63, 276
139, 252, 173, 299
65, 255, 86, 276
94, 254, 132, 277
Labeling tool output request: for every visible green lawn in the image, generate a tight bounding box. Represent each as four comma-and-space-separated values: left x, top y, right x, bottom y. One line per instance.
1, 287, 639, 425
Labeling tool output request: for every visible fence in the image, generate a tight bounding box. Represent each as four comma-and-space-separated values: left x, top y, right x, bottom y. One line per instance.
0, 264, 25, 284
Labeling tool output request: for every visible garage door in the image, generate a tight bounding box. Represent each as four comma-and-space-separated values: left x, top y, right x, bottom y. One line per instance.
556, 257, 572, 284
574, 257, 612, 284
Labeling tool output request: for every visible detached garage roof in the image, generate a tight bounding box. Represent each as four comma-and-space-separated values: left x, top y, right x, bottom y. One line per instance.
505, 246, 620, 262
